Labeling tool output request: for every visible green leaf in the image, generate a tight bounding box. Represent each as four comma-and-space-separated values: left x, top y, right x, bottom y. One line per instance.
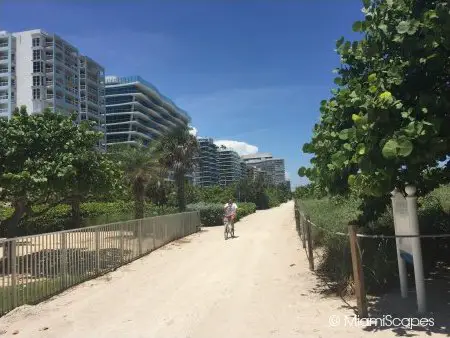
382, 139, 398, 159
348, 174, 356, 186
338, 129, 350, 140
356, 144, 366, 155
336, 37, 344, 48
386, 0, 393, 7
397, 137, 413, 157
369, 85, 377, 93
379, 23, 388, 34
352, 21, 363, 32
343, 143, 352, 151
401, 111, 410, 118
379, 91, 393, 103
334, 77, 343, 86
352, 114, 362, 123
396, 21, 410, 34
368, 73, 377, 83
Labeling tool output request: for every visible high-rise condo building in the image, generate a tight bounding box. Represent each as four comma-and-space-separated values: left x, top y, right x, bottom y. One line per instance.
104, 76, 190, 146
218, 146, 242, 186
241, 153, 286, 186
194, 138, 219, 187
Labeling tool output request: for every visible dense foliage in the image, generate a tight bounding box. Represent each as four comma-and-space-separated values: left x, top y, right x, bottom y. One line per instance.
0, 107, 120, 237
155, 127, 199, 211
297, 185, 450, 294
299, 0, 450, 220
187, 202, 257, 227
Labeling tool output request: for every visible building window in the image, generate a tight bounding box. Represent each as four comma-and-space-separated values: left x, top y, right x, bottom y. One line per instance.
33, 88, 41, 100
32, 37, 40, 47
33, 50, 41, 61
33, 61, 43, 73
33, 76, 42, 86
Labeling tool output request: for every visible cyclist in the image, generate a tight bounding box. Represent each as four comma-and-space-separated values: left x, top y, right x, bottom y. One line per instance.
223, 199, 238, 232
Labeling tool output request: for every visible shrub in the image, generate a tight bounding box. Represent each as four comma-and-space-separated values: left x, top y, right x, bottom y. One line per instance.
297, 185, 450, 295
0, 202, 179, 237
187, 202, 256, 227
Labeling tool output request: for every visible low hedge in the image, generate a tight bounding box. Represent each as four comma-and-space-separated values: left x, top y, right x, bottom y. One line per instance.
187, 202, 256, 227
0, 202, 178, 237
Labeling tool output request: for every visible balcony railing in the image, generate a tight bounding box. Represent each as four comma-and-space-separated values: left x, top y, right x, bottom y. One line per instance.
0, 68, 8, 73
0, 56, 8, 61
0, 108, 8, 114
0, 81, 8, 86
0, 94, 8, 100
0, 43, 8, 48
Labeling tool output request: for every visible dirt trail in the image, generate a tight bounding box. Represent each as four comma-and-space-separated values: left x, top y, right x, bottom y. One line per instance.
0, 202, 441, 337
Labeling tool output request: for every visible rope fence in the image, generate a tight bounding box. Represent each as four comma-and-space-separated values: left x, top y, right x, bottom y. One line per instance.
293, 200, 450, 317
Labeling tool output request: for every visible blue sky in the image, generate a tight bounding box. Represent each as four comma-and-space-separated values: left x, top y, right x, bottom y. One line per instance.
1, 0, 364, 187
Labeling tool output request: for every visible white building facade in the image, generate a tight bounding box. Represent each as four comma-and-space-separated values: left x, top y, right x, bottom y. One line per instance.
0, 30, 106, 145
105, 76, 190, 146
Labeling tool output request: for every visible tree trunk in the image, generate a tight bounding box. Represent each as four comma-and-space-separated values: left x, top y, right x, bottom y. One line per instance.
175, 172, 186, 212
71, 196, 82, 228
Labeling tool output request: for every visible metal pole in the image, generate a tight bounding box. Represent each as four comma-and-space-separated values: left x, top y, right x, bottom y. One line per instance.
10, 240, 17, 308
405, 185, 426, 313
391, 188, 408, 298
95, 229, 100, 274
138, 219, 142, 256
61, 233, 67, 288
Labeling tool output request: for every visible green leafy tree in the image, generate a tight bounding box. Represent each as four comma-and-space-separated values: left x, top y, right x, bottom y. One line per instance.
155, 127, 199, 211
0, 107, 118, 236
108, 144, 163, 219
299, 0, 450, 220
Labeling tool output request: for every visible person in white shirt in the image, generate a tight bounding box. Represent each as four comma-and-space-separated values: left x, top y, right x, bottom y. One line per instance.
223, 199, 238, 227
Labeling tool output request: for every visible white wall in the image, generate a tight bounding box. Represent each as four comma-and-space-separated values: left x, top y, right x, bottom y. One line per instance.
13, 31, 35, 113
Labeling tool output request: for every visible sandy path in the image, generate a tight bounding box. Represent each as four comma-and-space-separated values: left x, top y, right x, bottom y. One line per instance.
0, 202, 441, 337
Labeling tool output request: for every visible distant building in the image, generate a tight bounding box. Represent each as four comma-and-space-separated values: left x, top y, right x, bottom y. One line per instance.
218, 146, 242, 186
0, 29, 106, 140
194, 138, 219, 187
105, 75, 190, 147
241, 153, 286, 186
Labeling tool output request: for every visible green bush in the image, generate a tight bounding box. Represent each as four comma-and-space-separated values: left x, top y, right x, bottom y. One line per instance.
0, 202, 179, 237
187, 202, 256, 227
297, 185, 450, 295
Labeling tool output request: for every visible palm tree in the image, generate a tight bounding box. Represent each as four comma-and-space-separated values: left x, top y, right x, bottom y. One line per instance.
155, 127, 198, 211
108, 143, 163, 219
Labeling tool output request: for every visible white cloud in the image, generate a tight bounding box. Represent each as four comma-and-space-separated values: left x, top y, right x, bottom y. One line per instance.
189, 126, 198, 137
214, 140, 258, 156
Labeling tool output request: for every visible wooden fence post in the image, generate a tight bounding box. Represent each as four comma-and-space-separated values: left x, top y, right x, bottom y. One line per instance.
348, 223, 368, 317
306, 217, 314, 271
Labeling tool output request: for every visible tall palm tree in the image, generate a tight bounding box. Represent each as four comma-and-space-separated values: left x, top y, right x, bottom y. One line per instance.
155, 127, 198, 211
108, 143, 163, 219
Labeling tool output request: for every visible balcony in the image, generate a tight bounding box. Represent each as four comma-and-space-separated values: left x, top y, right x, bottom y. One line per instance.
0, 94, 8, 101
0, 108, 8, 114
0, 81, 8, 88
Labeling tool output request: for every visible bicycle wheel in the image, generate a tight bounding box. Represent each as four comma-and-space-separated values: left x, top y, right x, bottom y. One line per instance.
230, 223, 234, 238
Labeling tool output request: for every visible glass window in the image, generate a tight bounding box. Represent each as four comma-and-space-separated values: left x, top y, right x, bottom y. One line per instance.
32, 88, 40, 100
32, 50, 41, 60
32, 37, 40, 47
33, 76, 41, 86
33, 61, 43, 73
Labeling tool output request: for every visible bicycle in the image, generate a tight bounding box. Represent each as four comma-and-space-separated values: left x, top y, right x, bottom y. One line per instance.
224, 215, 234, 240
